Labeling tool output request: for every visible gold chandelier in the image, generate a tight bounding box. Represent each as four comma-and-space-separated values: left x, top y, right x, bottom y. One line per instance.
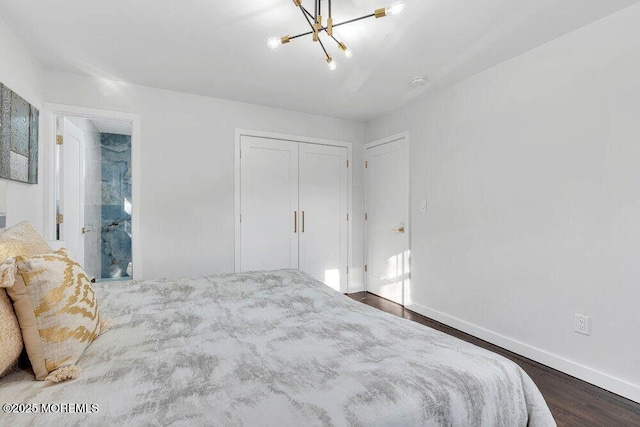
268, 0, 407, 70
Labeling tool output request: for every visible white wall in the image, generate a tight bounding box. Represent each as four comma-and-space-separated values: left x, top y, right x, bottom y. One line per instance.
43, 71, 366, 287
366, 4, 640, 402
0, 17, 43, 232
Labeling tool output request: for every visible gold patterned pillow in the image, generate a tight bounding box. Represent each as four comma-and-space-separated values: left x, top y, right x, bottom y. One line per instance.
0, 221, 52, 378
0, 221, 52, 266
0, 289, 23, 377
6, 248, 108, 382
0, 221, 53, 287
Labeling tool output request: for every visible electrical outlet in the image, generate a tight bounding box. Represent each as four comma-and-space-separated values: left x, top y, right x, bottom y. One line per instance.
420, 200, 427, 213
574, 314, 590, 336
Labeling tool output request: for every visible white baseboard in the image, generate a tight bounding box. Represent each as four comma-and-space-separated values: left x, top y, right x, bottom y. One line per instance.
405, 302, 640, 404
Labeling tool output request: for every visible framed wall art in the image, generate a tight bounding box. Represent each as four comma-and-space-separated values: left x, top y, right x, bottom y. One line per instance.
0, 83, 39, 184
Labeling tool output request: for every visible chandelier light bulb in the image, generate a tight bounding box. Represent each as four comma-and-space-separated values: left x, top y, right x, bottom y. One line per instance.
327, 57, 337, 71
267, 37, 283, 49
338, 42, 353, 59
385, 1, 407, 15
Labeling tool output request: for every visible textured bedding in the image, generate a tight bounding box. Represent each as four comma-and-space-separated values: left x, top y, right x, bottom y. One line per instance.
0, 269, 555, 426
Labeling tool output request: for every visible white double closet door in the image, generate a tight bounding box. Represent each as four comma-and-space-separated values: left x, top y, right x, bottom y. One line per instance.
239, 136, 348, 292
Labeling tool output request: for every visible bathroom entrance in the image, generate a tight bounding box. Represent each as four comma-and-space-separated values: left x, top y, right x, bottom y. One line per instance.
54, 115, 133, 281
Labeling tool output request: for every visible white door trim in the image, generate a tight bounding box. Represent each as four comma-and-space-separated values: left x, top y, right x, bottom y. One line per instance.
364, 131, 411, 305
234, 129, 353, 292
363, 131, 410, 151
42, 103, 142, 280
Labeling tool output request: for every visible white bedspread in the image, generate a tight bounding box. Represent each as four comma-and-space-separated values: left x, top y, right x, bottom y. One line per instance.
0, 269, 555, 426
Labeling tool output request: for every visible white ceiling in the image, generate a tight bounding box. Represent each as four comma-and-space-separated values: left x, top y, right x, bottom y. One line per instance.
1, 0, 638, 122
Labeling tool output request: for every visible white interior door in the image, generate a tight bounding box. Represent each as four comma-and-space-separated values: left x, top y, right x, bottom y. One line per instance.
240, 136, 299, 271
365, 137, 409, 304
299, 143, 348, 292
61, 118, 85, 267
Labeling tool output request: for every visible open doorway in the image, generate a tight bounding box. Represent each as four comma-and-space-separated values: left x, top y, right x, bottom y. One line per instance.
54, 115, 133, 282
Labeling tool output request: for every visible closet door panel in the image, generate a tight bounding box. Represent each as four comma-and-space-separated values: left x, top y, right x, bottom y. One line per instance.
299, 143, 348, 292
240, 136, 298, 271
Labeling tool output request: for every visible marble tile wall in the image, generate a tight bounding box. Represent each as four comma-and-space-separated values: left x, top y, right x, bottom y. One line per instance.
101, 133, 132, 279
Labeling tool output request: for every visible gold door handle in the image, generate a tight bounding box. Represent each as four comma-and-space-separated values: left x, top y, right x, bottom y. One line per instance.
294, 211, 297, 233
391, 226, 405, 233
302, 211, 305, 233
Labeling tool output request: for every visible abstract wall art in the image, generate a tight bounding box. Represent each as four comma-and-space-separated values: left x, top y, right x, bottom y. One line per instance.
0, 83, 39, 184
0, 180, 7, 229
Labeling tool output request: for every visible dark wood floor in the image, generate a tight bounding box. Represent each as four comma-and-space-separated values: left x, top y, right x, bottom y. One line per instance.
348, 292, 640, 427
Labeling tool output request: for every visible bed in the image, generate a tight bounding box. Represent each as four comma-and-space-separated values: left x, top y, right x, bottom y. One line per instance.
0, 269, 555, 426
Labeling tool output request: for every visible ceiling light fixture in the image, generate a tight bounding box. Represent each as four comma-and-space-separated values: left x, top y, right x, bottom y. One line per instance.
268, 0, 406, 71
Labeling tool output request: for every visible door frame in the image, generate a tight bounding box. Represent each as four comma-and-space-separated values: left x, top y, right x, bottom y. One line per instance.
363, 131, 411, 306
234, 129, 353, 292
42, 103, 142, 279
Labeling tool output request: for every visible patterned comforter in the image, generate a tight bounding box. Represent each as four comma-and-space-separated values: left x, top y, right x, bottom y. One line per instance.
0, 269, 555, 426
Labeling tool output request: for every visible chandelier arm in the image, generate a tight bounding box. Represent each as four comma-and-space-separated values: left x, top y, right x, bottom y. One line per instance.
332, 13, 376, 28
298, 4, 319, 34
289, 13, 377, 40
289, 33, 309, 41
298, 3, 330, 58
301, 6, 315, 21
317, 35, 330, 58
